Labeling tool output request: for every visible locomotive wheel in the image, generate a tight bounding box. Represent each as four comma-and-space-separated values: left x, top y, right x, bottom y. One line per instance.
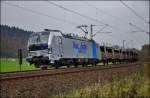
103, 60, 106, 66
41, 66, 48, 70
74, 63, 78, 68
82, 63, 86, 67
67, 65, 70, 68
55, 65, 59, 69
40, 65, 48, 70
92, 62, 96, 66
106, 60, 109, 65
54, 61, 60, 69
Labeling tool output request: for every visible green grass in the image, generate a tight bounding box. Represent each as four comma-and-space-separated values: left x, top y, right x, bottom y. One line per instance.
0, 58, 37, 73
0, 59, 112, 73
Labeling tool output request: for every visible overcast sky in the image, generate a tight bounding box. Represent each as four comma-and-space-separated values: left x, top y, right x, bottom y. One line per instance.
1, 1, 149, 50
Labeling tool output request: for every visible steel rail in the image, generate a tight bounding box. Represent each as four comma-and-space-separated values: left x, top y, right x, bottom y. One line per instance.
0, 63, 138, 81
0, 62, 137, 74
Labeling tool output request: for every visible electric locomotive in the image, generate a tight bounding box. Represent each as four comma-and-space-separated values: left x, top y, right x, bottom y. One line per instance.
26, 29, 101, 69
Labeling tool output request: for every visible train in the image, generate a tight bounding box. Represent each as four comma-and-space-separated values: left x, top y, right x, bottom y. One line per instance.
26, 29, 138, 69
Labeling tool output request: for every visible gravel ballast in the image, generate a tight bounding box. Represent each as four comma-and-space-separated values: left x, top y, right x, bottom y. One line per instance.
0, 64, 140, 97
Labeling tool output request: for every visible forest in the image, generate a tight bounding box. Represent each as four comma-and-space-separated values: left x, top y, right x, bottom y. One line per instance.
0, 25, 33, 58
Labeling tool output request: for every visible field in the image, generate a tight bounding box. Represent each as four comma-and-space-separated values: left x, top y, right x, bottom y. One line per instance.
0, 59, 37, 73
0, 58, 113, 73
54, 64, 150, 97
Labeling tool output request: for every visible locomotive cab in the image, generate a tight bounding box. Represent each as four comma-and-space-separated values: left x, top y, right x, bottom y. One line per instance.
26, 29, 63, 68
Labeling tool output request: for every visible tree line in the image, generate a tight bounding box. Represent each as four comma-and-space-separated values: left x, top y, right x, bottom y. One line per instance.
0, 25, 33, 58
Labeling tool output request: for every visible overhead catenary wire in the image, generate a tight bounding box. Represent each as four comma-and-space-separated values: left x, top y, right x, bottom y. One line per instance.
4, 1, 127, 37
84, 1, 132, 26
5, 1, 117, 33
46, 1, 107, 26
83, 1, 133, 33
83, 1, 149, 34
120, 0, 149, 24
129, 22, 148, 33
5, 1, 146, 36
4, 2, 79, 26
46, 1, 131, 34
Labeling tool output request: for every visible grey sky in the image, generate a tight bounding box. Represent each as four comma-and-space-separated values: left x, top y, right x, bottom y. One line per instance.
1, 1, 149, 50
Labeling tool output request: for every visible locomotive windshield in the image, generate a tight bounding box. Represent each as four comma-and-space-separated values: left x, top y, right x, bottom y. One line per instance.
28, 32, 49, 51
28, 30, 63, 51
29, 32, 49, 44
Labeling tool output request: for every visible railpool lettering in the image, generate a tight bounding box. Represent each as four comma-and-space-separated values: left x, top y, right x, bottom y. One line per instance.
73, 41, 87, 54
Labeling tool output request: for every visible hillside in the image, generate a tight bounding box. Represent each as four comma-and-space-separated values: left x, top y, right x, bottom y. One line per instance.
0, 25, 33, 58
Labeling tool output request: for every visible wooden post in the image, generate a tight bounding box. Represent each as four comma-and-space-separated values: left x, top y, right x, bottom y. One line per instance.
18, 49, 22, 71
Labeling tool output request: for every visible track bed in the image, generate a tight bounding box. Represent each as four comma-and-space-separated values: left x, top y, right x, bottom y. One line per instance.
0, 63, 140, 97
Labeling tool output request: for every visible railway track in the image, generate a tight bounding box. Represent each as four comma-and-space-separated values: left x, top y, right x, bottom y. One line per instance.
0, 63, 139, 81
1, 63, 141, 97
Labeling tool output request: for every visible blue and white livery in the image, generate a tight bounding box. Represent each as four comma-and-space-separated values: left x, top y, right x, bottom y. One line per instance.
26, 29, 101, 69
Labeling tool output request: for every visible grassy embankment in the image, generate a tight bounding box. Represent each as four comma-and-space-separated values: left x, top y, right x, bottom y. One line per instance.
0, 58, 36, 73
54, 64, 150, 97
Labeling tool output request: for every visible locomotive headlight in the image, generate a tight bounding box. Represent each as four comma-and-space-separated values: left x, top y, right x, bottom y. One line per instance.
48, 48, 52, 54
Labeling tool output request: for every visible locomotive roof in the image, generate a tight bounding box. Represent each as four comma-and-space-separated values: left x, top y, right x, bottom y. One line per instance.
43, 29, 91, 41
63, 34, 92, 41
